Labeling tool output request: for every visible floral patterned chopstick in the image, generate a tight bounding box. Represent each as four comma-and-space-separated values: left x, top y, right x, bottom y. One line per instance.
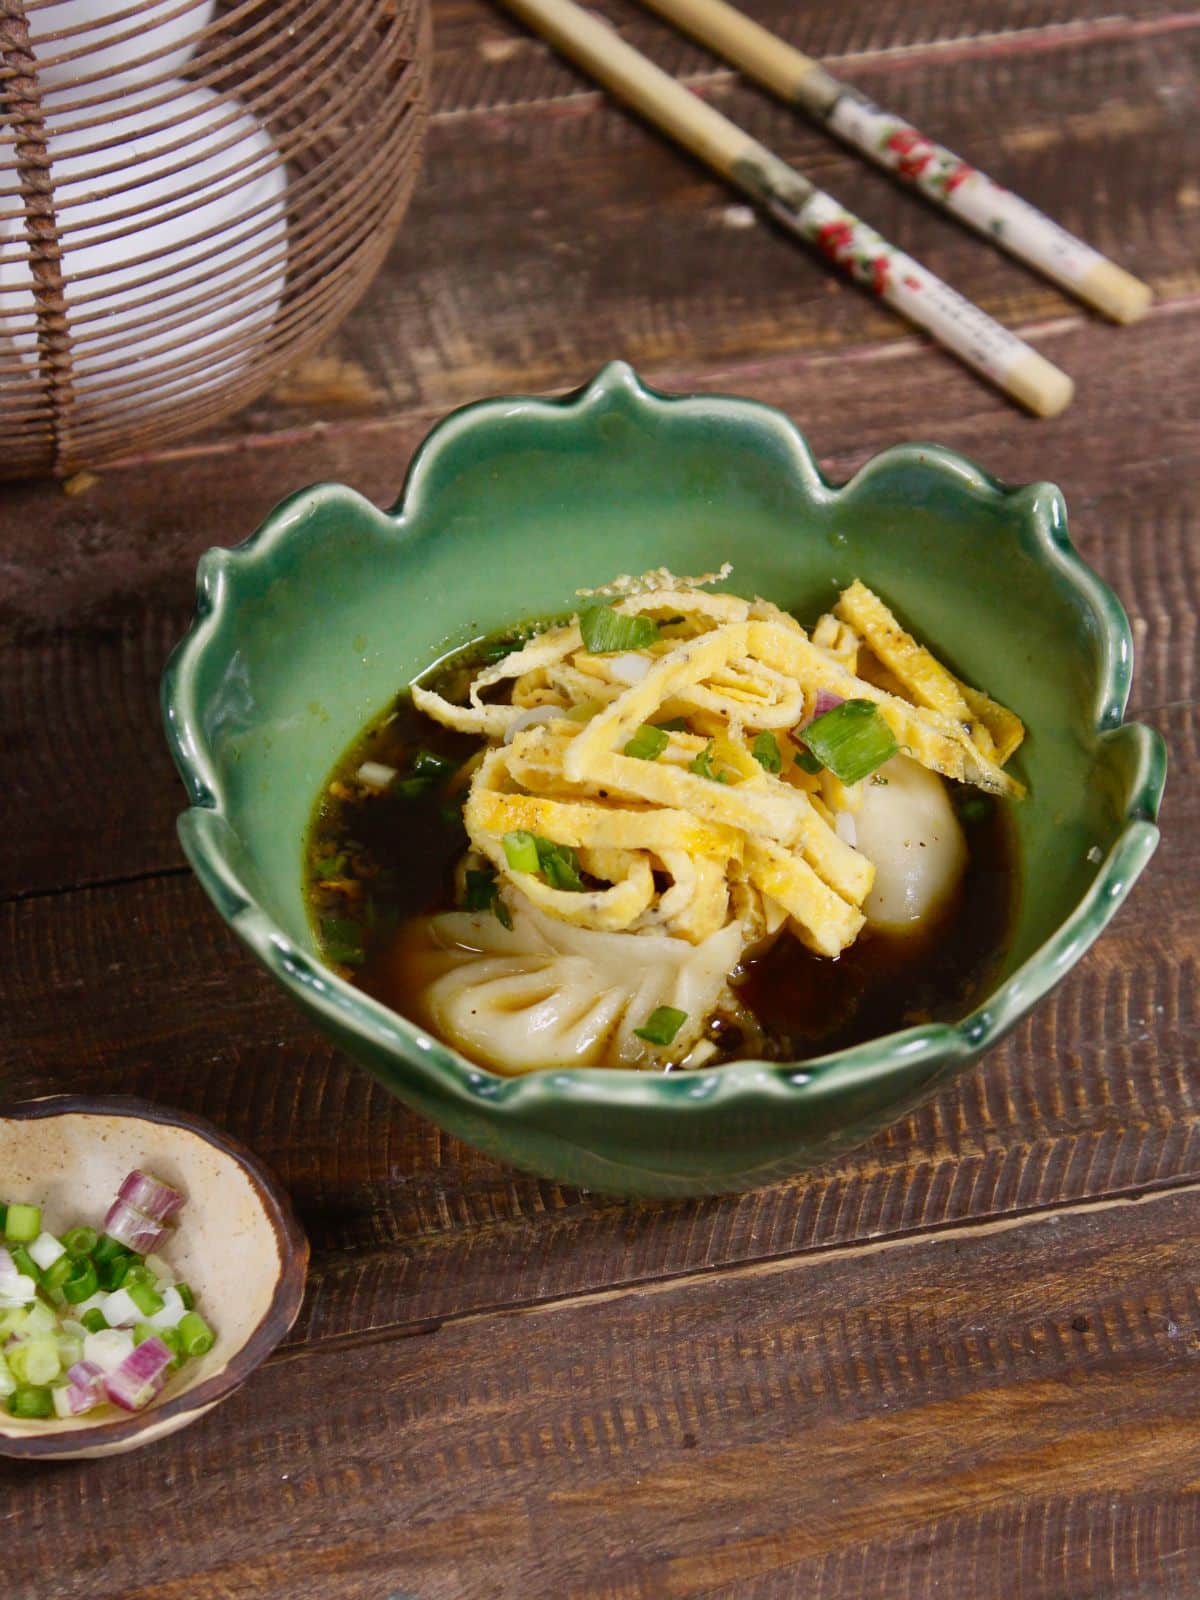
638, 0, 1153, 325
499, 0, 1074, 415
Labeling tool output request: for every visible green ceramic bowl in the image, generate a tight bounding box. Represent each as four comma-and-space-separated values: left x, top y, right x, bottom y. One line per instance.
162, 362, 1165, 1197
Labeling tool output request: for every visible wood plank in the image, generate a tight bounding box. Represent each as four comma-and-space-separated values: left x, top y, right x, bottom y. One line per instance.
427, 0, 1195, 122
217, 12, 1200, 439
0, 303, 1195, 899
1, 699, 1193, 1345
4, 1185, 1198, 1599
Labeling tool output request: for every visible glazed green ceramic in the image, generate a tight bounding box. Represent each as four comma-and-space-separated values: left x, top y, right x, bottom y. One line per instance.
162, 362, 1165, 1197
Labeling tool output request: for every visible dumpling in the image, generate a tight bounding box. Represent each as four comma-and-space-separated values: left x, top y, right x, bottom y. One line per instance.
850, 755, 967, 931
391, 901, 745, 1073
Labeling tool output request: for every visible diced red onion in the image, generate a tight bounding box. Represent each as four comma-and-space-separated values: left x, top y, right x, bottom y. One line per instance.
115, 1170, 185, 1224
62, 1360, 106, 1415
795, 689, 844, 733
103, 1198, 166, 1254
104, 1337, 173, 1412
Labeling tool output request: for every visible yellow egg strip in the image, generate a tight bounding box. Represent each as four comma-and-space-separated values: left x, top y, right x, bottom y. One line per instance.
467, 624, 582, 709
468, 786, 744, 864
834, 580, 1020, 764
613, 590, 750, 623
744, 620, 1023, 798
961, 684, 1026, 764
411, 684, 514, 737
811, 613, 862, 670
743, 838, 866, 958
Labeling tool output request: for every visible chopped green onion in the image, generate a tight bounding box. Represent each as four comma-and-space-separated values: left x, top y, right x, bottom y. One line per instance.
121, 1261, 155, 1286
689, 742, 731, 784
564, 699, 601, 723
464, 867, 498, 911
312, 852, 347, 879
98, 1253, 135, 1292
7, 1384, 53, 1419
502, 830, 541, 874
92, 1234, 127, 1266
478, 628, 535, 663
533, 836, 585, 892
463, 867, 513, 930
655, 717, 689, 732
633, 1006, 688, 1047
623, 724, 669, 762
752, 732, 782, 773
157, 1325, 186, 1371
4, 1204, 40, 1243
793, 744, 823, 774
127, 1281, 164, 1318
41, 1255, 75, 1294
176, 1283, 195, 1312
62, 1227, 98, 1259
80, 1308, 108, 1334
412, 749, 455, 779
802, 699, 898, 785
0, 1205, 6, 1233
10, 1245, 40, 1284
177, 1312, 215, 1358
579, 604, 658, 654
8, 1336, 59, 1386
61, 1257, 99, 1304
132, 1321, 157, 1347
394, 748, 457, 799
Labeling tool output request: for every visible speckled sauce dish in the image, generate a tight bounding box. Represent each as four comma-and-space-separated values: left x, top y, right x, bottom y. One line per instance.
161, 362, 1166, 1198
0, 1097, 307, 1460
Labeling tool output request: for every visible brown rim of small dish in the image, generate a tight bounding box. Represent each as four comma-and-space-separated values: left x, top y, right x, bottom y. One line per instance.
0, 1093, 309, 1460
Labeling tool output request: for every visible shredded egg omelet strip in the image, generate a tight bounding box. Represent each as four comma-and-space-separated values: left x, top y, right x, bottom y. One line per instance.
412, 570, 1025, 960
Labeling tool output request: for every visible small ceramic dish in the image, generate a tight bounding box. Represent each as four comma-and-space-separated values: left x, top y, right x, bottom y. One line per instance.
0, 1096, 307, 1460
161, 362, 1166, 1198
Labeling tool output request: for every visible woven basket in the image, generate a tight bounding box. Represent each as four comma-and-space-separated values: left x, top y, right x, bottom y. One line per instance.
0, 0, 429, 477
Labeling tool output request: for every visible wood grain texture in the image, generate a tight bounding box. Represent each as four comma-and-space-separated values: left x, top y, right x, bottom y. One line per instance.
0, 0, 1196, 1592
3, 1186, 1198, 1599
1, 702, 1193, 1349
0, 304, 1196, 898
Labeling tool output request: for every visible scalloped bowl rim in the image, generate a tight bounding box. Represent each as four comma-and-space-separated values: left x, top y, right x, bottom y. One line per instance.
161, 361, 1166, 1125
0, 1094, 308, 1459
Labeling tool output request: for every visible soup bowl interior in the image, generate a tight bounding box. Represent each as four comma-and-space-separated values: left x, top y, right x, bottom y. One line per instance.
0, 1097, 307, 1459
162, 362, 1164, 1197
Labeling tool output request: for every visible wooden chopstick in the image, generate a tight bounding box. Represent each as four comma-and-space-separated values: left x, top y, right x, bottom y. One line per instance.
637, 0, 1153, 325
497, 0, 1073, 415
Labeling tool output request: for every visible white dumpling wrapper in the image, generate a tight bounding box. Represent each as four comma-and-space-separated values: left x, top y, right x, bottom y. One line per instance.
399, 903, 744, 1072
851, 756, 968, 931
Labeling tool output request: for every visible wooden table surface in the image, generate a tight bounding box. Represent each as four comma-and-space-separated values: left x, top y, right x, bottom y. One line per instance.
3, 1, 1198, 1594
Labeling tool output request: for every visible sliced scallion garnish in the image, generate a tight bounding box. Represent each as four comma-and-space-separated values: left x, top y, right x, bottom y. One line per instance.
534, 837, 585, 892
623, 725, 669, 762
751, 732, 782, 773
802, 699, 898, 785
503, 831, 541, 874
463, 867, 513, 929
689, 742, 732, 784
793, 745, 823, 776
633, 1006, 688, 1046
579, 604, 659, 654
4, 1205, 40, 1244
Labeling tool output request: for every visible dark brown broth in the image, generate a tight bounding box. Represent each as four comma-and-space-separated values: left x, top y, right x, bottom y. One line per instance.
305, 636, 1019, 1067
